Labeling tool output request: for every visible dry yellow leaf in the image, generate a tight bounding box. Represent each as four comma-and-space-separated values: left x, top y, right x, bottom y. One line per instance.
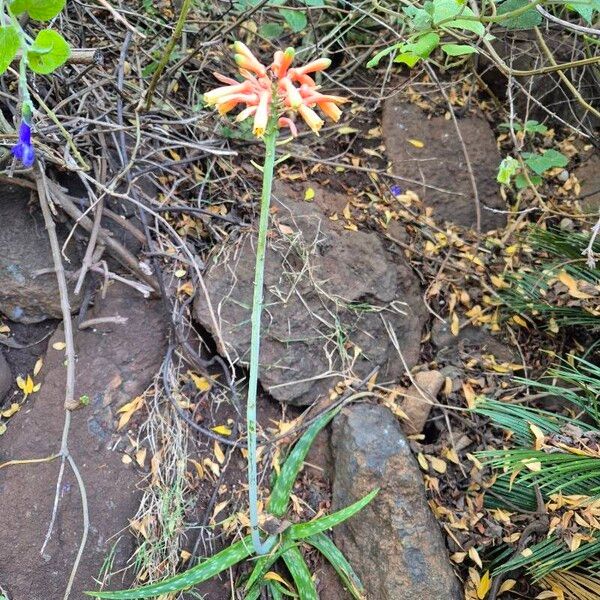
1, 403, 20, 418
135, 447, 147, 468
264, 572, 291, 587
33, 357, 43, 377
557, 271, 593, 299
189, 459, 205, 479
512, 314, 529, 328
521, 547, 533, 557
212, 425, 232, 436
469, 546, 483, 568
408, 138, 425, 148
117, 396, 144, 431
477, 571, 491, 599
52, 341, 66, 351
498, 579, 516, 594
122, 454, 133, 465
304, 187, 315, 201
417, 452, 429, 471
529, 423, 546, 451
189, 371, 211, 392
429, 456, 447, 474
180, 550, 192, 563
214, 441, 225, 465
450, 312, 460, 336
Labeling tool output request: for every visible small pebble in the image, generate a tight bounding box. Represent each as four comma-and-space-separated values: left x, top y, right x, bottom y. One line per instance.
560, 217, 575, 231
557, 170, 569, 182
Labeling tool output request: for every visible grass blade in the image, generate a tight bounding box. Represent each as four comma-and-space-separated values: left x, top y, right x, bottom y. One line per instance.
305, 533, 365, 599
268, 409, 338, 517
281, 545, 318, 600
87, 536, 254, 599
289, 488, 378, 540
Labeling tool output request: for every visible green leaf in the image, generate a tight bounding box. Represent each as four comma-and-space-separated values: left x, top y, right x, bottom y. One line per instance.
524, 149, 568, 175
279, 8, 307, 32
289, 488, 379, 540
523, 120, 548, 134
567, 0, 599, 24
9, 0, 66, 21
282, 546, 318, 600
393, 32, 440, 67
306, 533, 365, 599
267, 581, 285, 600
268, 409, 338, 517
259, 22, 284, 39
497, 156, 519, 185
432, 0, 485, 35
0, 26, 20, 75
87, 536, 254, 598
28, 29, 70, 74
496, 0, 542, 29
441, 43, 477, 56
367, 43, 403, 68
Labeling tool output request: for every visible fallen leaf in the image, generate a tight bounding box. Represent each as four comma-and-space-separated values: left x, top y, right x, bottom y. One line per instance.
304, 187, 315, 201
214, 441, 225, 465
477, 571, 491, 599
52, 341, 66, 351
117, 396, 145, 431
469, 546, 483, 568
212, 425, 232, 436
408, 138, 424, 148
189, 371, 211, 392
1, 403, 20, 418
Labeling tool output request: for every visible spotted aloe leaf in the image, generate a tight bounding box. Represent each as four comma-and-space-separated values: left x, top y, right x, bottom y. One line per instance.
281, 545, 318, 600
268, 408, 338, 517
289, 488, 379, 540
87, 536, 254, 599
306, 532, 366, 599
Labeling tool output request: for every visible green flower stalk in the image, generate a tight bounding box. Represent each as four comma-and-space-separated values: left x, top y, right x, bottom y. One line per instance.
204, 42, 346, 555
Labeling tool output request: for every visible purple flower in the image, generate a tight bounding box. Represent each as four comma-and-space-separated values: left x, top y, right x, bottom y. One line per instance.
12, 121, 35, 167
390, 184, 403, 196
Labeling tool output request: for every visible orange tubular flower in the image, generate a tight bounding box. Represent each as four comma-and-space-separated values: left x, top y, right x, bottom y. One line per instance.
204, 43, 346, 138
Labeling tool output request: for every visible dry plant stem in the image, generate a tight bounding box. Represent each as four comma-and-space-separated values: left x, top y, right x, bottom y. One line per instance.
36, 168, 90, 600
94, 0, 146, 38
247, 123, 279, 556
37, 172, 77, 410
533, 27, 600, 121
142, 0, 193, 111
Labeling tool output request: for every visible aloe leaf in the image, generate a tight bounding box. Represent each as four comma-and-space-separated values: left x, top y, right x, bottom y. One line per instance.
268, 408, 338, 517
87, 536, 254, 599
306, 533, 365, 599
245, 547, 284, 592
281, 546, 318, 600
268, 581, 284, 599
289, 489, 379, 540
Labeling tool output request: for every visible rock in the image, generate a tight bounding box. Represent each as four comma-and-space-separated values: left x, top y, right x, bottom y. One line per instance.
194, 182, 426, 406
382, 100, 505, 231
0, 351, 11, 401
400, 370, 445, 435
0, 282, 167, 599
330, 404, 462, 600
575, 154, 600, 215
0, 185, 81, 323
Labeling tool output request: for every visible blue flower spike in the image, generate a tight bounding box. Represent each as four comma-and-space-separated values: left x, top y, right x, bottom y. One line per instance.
12, 104, 35, 168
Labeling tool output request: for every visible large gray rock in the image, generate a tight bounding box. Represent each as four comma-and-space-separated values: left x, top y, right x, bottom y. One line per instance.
0, 282, 167, 599
382, 100, 505, 231
331, 404, 462, 600
194, 182, 426, 405
0, 185, 81, 323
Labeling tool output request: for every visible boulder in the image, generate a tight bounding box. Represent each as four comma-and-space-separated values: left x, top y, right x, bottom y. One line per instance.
382, 100, 505, 231
0, 282, 167, 599
195, 182, 426, 405
330, 404, 462, 600
0, 185, 81, 323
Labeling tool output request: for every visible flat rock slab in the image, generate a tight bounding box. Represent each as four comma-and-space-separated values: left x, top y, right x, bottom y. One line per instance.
0, 185, 81, 323
331, 404, 462, 600
195, 182, 426, 405
382, 100, 505, 231
0, 283, 167, 599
